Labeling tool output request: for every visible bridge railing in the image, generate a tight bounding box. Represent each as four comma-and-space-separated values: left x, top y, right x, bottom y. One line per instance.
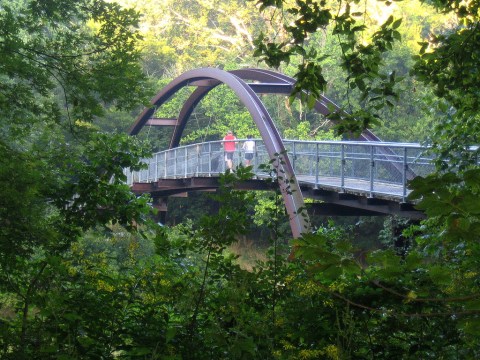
125, 139, 435, 202
282, 140, 434, 201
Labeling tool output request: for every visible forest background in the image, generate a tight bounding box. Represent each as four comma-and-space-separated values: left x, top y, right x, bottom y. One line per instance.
0, 0, 479, 358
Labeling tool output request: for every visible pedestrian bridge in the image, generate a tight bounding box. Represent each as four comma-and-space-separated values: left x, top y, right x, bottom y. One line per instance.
125, 138, 433, 221
126, 67, 433, 237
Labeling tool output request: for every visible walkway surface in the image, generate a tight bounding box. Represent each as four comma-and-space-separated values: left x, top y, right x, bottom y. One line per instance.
125, 139, 434, 218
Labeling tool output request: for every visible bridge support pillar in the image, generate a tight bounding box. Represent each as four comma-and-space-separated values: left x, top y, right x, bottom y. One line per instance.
152, 197, 168, 225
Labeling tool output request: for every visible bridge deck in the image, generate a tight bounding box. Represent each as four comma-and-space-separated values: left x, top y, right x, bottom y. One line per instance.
296, 175, 406, 200
127, 139, 434, 218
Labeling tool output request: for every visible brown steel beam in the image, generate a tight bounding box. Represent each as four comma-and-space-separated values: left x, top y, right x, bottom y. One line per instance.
145, 118, 178, 126
132, 177, 424, 219
247, 83, 293, 94
301, 187, 425, 219
131, 177, 273, 196
188, 79, 222, 87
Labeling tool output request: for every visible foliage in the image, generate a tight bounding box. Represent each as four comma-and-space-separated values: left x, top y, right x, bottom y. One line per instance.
250, 0, 405, 134
2, 0, 480, 358
283, 120, 339, 141
0, 0, 152, 251
250, 0, 480, 356
0, 0, 148, 133
0, 1, 154, 357
116, 0, 453, 144
114, 0, 267, 76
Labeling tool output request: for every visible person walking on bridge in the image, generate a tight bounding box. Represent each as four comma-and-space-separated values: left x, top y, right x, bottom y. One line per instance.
223, 130, 237, 171
242, 134, 255, 167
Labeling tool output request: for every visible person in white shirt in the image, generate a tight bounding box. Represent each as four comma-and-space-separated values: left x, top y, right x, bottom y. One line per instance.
242, 135, 255, 166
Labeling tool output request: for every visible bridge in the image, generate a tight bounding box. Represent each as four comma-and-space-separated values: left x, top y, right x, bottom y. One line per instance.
125, 138, 433, 225
126, 67, 433, 237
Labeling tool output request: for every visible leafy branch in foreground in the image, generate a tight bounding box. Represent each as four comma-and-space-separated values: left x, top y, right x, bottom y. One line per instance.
250, 0, 404, 135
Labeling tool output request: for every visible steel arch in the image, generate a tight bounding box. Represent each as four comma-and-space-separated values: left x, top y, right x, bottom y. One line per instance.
143, 68, 383, 149
129, 67, 309, 238
229, 68, 383, 142
227, 68, 413, 178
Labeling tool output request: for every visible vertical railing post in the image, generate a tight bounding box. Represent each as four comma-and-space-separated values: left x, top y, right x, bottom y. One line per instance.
315, 142, 319, 188
329, 144, 334, 176
308, 143, 313, 176
341, 143, 345, 189
151, 158, 155, 182
174, 149, 177, 177
148, 159, 152, 182
196, 144, 200, 176
164, 151, 167, 178
155, 153, 158, 181
402, 147, 408, 202
208, 142, 212, 176
369, 145, 375, 197
292, 141, 297, 173
253, 140, 258, 176
184, 147, 188, 177
350, 144, 354, 178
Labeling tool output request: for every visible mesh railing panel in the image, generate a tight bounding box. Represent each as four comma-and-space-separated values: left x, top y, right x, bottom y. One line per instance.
125, 140, 435, 200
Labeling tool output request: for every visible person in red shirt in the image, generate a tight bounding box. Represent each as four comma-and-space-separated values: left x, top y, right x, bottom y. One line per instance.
223, 130, 237, 171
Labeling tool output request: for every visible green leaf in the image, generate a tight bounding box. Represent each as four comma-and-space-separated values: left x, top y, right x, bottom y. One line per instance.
392, 18, 402, 29
307, 93, 317, 108
459, 318, 480, 336
384, 15, 394, 27
428, 265, 452, 286
355, 78, 366, 91
464, 299, 480, 311
404, 251, 423, 270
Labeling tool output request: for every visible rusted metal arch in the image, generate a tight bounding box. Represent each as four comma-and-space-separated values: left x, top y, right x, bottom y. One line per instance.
228, 68, 415, 179
230, 68, 383, 142
161, 68, 384, 148
129, 67, 309, 238
129, 67, 381, 147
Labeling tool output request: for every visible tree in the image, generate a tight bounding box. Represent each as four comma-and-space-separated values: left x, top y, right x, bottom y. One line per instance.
0, 1, 154, 356
114, 0, 268, 76
251, 0, 480, 353
250, 0, 459, 135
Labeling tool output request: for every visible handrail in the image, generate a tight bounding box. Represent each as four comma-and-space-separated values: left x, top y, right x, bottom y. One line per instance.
125, 139, 435, 203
